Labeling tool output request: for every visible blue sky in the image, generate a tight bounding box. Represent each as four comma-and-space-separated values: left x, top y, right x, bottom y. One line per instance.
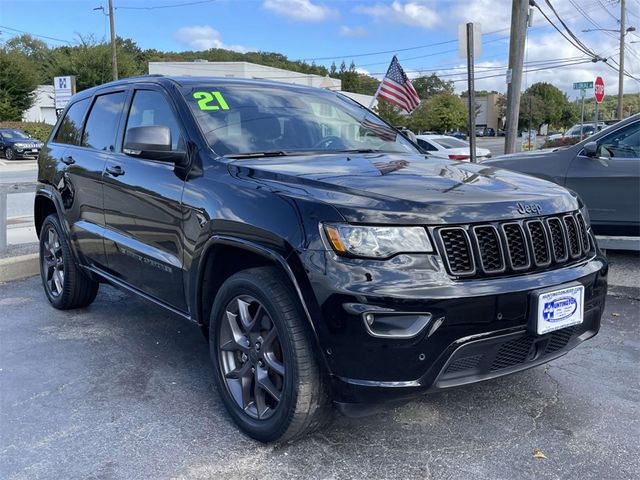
1, 0, 638, 96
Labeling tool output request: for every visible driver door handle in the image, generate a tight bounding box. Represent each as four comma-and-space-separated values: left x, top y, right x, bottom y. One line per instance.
61, 155, 75, 165
106, 165, 125, 177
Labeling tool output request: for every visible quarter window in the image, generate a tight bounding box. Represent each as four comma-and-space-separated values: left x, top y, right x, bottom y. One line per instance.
82, 92, 127, 151
125, 90, 182, 151
53, 98, 90, 145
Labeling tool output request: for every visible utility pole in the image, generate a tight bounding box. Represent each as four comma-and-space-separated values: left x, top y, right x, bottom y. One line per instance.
617, 0, 625, 120
504, 0, 529, 154
108, 0, 118, 81
466, 23, 477, 163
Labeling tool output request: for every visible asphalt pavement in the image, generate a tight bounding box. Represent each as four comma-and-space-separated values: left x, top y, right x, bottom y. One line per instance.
0, 258, 638, 479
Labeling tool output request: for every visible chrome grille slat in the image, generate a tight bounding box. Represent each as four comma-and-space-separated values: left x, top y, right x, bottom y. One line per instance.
437, 211, 591, 279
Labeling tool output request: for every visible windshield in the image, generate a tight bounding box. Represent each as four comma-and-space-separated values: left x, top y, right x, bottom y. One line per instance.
1, 130, 29, 139
183, 85, 419, 157
435, 137, 468, 149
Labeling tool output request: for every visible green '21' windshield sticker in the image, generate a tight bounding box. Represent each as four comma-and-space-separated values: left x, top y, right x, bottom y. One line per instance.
193, 91, 229, 111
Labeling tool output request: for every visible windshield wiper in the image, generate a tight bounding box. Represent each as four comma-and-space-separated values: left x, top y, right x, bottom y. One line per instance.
337, 148, 380, 154
225, 150, 289, 159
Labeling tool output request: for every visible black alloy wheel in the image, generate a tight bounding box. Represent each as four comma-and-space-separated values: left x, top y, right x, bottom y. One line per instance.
5, 147, 15, 160
209, 267, 332, 442
42, 225, 65, 297
38, 214, 99, 309
218, 294, 286, 420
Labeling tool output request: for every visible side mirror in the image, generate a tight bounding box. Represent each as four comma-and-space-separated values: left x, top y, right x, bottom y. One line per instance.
583, 141, 598, 158
123, 126, 186, 164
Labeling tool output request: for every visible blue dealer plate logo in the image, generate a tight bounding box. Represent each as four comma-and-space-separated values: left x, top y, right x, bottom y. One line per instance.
543, 296, 578, 322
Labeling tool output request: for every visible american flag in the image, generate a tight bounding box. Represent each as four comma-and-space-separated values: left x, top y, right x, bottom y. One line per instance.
361, 117, 398, 142
376, 56, 420, 113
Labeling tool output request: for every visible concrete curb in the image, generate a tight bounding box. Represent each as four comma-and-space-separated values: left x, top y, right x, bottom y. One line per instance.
0, 253, 39, 283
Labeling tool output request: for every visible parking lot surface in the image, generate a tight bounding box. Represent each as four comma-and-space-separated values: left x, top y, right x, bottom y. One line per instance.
1, 260, 638, 479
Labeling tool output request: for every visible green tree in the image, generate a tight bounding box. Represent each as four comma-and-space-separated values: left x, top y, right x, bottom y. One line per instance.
375, 99, 407, 127
4, 34, 51, 83
421, 93, 467, 132
46, 36, 143, 90
0, 48, 39, 120
412, 74, 454, 99
520, 82, 568, 130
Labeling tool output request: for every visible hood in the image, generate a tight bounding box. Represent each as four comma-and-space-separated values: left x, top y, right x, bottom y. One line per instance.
228, 152, 580, 224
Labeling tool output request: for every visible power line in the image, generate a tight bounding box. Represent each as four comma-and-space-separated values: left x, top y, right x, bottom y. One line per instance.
115, 0, 217, 10
0, 25, 75, 44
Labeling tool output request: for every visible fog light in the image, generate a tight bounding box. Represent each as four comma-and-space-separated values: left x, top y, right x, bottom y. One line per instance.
363, 312, 432, 339
365, 313, 375, 326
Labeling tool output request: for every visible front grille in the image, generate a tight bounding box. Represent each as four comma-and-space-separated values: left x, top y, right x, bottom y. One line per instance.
435, 211, 592, 278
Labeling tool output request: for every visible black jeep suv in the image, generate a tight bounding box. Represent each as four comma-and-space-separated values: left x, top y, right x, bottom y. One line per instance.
35, 76, 608, 442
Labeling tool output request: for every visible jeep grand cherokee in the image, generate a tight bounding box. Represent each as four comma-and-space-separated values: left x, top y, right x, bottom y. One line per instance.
35, 76, 608, 442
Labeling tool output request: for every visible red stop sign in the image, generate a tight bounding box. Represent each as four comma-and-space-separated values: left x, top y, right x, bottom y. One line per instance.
594, 76, 605, 104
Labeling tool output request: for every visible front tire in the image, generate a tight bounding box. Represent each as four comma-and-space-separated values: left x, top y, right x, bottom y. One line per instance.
209, 266, 332, 442
39, 214, 99, 309
4, 147, 15, 160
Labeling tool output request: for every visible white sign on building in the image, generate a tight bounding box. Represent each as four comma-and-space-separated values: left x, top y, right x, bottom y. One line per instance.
53, 76, 76, 110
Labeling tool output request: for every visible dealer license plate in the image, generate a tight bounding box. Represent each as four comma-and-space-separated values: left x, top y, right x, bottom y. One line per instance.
534, 284, 584, 335
31, 149, 38, 153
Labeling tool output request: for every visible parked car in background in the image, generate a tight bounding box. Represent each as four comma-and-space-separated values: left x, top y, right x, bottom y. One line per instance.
497, 129, 506, 137
0, 128, 43, 160
485, 127, 496, 136
448, 130, 467, 140
416, 134, 491, 160
548, 123, 606, 142
486, 114, 640, 236
475, 127, 485, 137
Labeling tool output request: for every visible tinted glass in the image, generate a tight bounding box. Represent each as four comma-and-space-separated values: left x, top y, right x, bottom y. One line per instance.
183, 86, 419, 156
417, 139, 437, 151
599, 121, 640, 158
53, 98, 90, 145
125, 90, 182, 151
83, 92, 127, 151
436, 137, 469, 149
1, 130, 29, 139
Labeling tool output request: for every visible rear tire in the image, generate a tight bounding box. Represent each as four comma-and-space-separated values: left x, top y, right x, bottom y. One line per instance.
39, 214, 99, 309
209, 266, 332, 442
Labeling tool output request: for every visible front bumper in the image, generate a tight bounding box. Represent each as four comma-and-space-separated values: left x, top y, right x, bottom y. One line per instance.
11, 147, 40, 158
301, 250, 608, 408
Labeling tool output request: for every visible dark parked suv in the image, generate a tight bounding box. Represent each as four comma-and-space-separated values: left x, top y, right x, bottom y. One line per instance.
35, 76, 608, 442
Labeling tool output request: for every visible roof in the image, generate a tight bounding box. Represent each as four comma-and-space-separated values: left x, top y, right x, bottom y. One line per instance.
72, 74, 337, 101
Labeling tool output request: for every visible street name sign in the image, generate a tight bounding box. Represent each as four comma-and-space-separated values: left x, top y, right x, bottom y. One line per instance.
573, 81, 593, 90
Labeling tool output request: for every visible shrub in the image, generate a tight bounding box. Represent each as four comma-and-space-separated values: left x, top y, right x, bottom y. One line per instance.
0, 121, 54, 142
541, 136, 581, 149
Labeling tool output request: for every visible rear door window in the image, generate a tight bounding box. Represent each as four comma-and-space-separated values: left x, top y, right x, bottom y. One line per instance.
53, 98, 90, 145
82, 92, 127, 151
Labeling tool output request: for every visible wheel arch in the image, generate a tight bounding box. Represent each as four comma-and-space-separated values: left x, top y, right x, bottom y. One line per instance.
34, 190, 61, 238
193, 235, 331, 373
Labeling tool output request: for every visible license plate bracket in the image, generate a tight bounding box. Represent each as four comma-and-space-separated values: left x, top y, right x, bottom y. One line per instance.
529, 282, 584, 335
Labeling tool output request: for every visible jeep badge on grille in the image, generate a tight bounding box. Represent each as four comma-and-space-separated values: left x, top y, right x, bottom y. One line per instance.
516, 202, 542, 215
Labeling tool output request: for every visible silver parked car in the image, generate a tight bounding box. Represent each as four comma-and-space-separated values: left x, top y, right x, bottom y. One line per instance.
486, 114, 640, 236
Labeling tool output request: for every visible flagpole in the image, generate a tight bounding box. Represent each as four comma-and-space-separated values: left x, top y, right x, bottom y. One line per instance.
369, 55, 395, 110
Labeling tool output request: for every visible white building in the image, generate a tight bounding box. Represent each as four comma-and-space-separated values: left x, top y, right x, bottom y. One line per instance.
23, 85, 57, 125
148, 61, 376, 108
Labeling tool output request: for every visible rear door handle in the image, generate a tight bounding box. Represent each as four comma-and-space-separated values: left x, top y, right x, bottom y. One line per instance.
106, 165, 125, 177
61, 155, 75, 165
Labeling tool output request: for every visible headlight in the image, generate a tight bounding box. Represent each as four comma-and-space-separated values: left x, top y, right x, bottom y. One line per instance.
324, 223, 433, 258
14, 143, 26, 148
